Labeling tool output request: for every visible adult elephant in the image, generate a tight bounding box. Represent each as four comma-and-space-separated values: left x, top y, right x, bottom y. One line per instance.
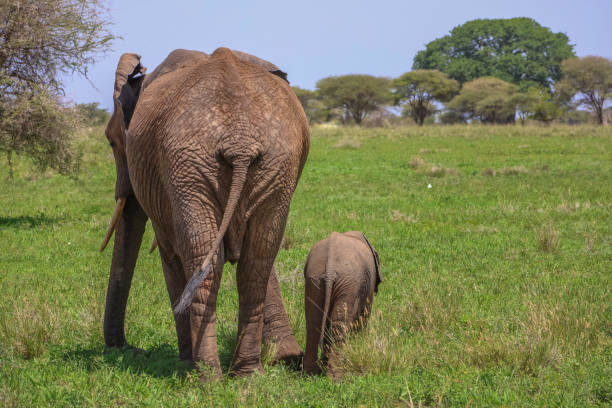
100, 48, 309, 377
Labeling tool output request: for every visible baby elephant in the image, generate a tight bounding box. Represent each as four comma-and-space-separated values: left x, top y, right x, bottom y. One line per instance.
303, 231, 381, 375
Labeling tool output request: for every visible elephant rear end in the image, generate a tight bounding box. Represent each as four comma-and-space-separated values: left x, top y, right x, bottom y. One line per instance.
303, 231, 381, 375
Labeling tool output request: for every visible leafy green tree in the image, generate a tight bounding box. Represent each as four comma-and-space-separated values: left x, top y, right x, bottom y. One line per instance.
291, 86, 332, 124
76, 102, 109, 126
292, 87, 317, 111
447, 77, 518, 124
0, 0, 114, 177
556, 56, 612, 125
392, 70, 459, 126
316, 75, 391, 125
413, 18, 575, 91
513, 87, 560, 125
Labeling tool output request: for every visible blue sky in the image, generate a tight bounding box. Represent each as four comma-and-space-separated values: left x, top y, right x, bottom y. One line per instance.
63, 0, 612, 110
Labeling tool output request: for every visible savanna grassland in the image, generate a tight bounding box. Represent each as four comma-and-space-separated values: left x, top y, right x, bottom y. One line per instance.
0, 125, 610, 407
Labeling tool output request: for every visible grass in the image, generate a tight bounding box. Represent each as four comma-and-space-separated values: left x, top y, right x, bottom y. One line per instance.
0, 124, 611, 407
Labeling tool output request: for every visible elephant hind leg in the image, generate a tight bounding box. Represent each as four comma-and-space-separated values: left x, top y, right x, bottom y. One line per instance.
159, 246, 192, 361
263, 267, 303, 368
231, 202, 288, 376
304, 276, 325, 374
173, 203, 226, 379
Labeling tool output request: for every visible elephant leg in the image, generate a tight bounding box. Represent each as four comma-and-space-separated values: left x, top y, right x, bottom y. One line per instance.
262, 267, 303, 367
231, 204, 287, 376
303, 276, 325, 374
103, 196, 148, 348
159, 246, 192, 361
186, 244, 225, 379
174, 203, 225, 379
325, 300, 354, 379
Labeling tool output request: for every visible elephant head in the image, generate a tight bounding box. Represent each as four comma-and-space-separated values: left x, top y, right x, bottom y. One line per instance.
100, 53, 148, 348
100, 53, 146, 251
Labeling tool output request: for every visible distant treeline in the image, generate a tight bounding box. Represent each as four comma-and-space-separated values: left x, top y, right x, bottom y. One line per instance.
293, 18, 612, 127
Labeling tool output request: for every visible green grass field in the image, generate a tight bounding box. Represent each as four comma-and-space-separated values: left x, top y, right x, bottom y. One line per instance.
1, 125, 610, 407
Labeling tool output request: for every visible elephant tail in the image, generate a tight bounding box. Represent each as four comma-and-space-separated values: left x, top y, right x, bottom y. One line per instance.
173, 160, 251, 315
318, 233, 337, 349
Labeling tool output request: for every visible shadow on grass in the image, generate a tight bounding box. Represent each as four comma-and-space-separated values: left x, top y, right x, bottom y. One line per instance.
55, 329, 239, 379
0, 214, 63, 229
57, 343, 194, 379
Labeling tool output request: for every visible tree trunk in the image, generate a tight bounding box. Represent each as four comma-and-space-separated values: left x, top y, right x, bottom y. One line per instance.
596, 106, 606, 125
6, 151, 13, 179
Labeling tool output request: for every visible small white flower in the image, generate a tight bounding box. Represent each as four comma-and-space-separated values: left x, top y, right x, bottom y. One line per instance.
427, 183, 432, 189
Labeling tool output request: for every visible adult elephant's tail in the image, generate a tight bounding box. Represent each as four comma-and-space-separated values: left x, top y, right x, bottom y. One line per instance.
173, 160, 250, 315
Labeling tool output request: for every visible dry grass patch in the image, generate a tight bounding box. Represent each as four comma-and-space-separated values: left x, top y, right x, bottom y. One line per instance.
409, 156, 457, 177
418, 148, 450, 154
464, 225, 499, 234
330, 310, 416, 377
482, 166, 529, 176
585, 232, 597, 253
536, 222, 560, 252
465, 296, 607, 375
426, 165, 457, 177
390, 210, 417, 223
0, 298, 59, 359
409, 156, 426, 169
333, 137, 361, 149
501, 166, 528, 175
557, 201, 591, 213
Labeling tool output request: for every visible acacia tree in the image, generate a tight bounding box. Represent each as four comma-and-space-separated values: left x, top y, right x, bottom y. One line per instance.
413, 18, 575, 91
316, 75, 391, 125
0, 0, 115, 177
513, 87, 560, 125
447, 77, 518, 124
556, 56, 612, 125
291, 86, 332, 124
392, 70, 459, 125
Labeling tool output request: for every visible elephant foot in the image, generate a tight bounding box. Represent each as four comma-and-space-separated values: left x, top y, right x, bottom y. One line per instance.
229, 361, 265, 377
195, 360, 223, 381
106, 343, 145, 356
303, 360, 322, 375
178, 348, 193, 361
268, 337, 304, 370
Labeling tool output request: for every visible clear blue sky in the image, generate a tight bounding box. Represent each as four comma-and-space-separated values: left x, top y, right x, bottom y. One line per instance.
63, 0, 612, 110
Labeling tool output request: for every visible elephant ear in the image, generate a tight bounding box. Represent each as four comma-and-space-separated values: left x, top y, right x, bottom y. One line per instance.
112, 53, 147, 130
106, 53, 146, 199
231, 49, 289, 83
360, 233, 382, 293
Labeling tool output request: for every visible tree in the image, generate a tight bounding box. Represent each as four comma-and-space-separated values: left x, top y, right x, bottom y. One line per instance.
447, 77, 518, 124
292, 86, 317, 110
291, 86, 331, 124
413, 18, 575, 91
513, 87, 560, 125
77, 102, 110, 126
556, 56, 612, 125
392, 70, 459, 125
0, 0, 115, 177
316, 75, 391, 125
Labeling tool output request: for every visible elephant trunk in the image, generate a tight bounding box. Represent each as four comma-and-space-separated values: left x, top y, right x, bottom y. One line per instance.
103, 196, 147, 347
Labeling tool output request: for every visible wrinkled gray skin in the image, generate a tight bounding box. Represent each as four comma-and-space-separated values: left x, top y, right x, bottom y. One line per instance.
303, 231, 381, 375
103, 48, 309, 378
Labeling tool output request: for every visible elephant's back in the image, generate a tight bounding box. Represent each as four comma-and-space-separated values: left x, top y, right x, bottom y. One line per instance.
130, 48, 308, 198
132, 47, 307, 159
